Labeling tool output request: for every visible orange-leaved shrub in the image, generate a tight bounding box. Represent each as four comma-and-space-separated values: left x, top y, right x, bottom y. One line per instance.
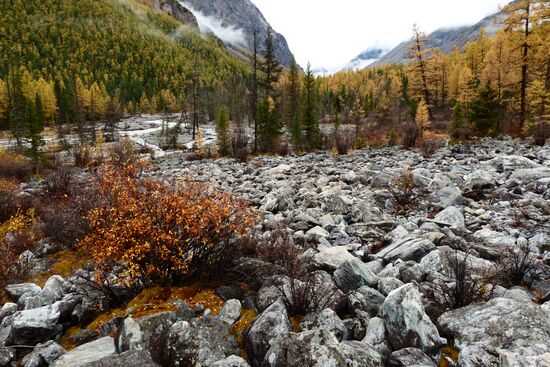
78, 162, 257, 286
0, 149, 33, 181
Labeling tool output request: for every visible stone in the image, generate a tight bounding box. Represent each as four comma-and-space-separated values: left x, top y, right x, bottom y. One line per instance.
438, 298, 550, 366
306, 226, 330, 241
22, 341, 65, 367
313, 246, 356, 271
79, 351, 160, 367
165, 317, 239, 367
5, 283, 41, 302
37, 276, 66, 306
211, 355, 251, 367
118, 311, 178, 359
0, 304, 17, 324
333, 258, 378, 292
219, 299, 242, 324
377, 277, 404, 296
52, 337, 116, 367
433, 207, 465, 228
362, 317, 390, 356
245, 300, 292, 367
382, 284, 445, 354
419, 246, 494, 281
300, 309, 347, 341
9, 302, 62, 345
348, 286, 385, 317
376, 237, 435, 263
388, 347, 437, 367
499, 352, 550, 367
0, 347, 15, 366
341, 341, 384, 367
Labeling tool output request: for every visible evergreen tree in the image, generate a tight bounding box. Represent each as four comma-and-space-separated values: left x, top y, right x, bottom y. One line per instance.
25, 93, 45, 172
7, 67, 27, 147
468, 87, 501, 135
450, 101, 466, 139
302, 63, 320, 150
216, 105, 230, 156
261, 27, 283, 98
287, 58, 302, 148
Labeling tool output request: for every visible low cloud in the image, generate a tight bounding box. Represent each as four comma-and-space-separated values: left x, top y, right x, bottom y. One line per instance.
178, 1, 246, 46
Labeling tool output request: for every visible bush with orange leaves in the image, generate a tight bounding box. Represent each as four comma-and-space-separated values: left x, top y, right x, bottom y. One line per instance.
79, 162, 257, 286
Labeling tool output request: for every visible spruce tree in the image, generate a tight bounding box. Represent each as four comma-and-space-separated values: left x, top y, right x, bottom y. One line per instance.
287, 58, 302, 148
25, 93, 45, 172
216, 105, 230, 156
302, 63, 320, 150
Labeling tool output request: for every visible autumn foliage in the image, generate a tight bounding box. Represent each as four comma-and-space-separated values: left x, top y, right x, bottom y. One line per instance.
79, 162, 257, 286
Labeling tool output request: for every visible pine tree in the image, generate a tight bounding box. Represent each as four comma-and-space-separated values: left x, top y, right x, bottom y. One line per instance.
261, 27, 283, 98
287, 58, 302, 148
7, 66, 27, 147
468, 87, 501, 134
216, 105, 230, 156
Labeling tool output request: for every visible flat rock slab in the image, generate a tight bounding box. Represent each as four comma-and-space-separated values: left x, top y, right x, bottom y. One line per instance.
52, 337, 116, 367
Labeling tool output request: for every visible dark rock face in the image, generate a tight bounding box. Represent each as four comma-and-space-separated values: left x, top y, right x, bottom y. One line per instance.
178, 0, 294, 67
141, 0, 199, 29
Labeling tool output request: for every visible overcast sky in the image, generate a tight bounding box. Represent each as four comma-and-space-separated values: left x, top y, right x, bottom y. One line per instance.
250, 0, 510, 71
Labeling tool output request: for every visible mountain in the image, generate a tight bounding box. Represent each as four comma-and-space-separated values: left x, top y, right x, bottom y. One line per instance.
177, 0, 295, 67
345, 48, 388, 70
0, 0, 249, 123
345, 5, 508, 69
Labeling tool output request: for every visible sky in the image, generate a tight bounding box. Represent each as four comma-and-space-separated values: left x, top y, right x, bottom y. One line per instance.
250, 0, 510, 71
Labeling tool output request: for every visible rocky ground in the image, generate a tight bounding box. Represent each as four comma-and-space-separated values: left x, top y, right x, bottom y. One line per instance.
1, 137, 550, 367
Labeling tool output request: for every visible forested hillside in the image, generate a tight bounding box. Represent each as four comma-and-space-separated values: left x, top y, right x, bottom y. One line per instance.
0, 0, 248, 128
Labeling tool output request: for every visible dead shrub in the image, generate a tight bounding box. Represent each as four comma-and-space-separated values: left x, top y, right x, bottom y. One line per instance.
0, 179, 19, 223
431, 246, 496, 311
0, 149, 33, 181
252, 226, 344, 316
386, 170, 420, 213
401, 121, 421, 148
417, 135, 445, 158
78, 162, 257, 286
496, 245, 543, 288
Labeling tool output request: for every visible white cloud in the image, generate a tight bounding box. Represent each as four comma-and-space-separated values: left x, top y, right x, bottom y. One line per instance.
178, 1, 246, 46
250, 0, 510, 71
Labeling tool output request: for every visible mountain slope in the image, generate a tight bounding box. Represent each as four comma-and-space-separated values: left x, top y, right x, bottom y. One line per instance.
371, 8, 506, 66
178, 0, 295, 67
0, 0, 248, 111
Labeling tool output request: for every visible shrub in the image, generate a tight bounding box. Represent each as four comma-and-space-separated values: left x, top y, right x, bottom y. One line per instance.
229, 130, 250, 162
431, 246, 496, 311
78, 163, 257, 286
417, 135, 445, 158
386, 130, 398, 146
0, 149, 33, 181
387, 170, 419, 213
253, 227, 343, 316
0, 210, 39, 297
0, 179, 19, 223
401, 121, 421, 148
496, 245, 543, 288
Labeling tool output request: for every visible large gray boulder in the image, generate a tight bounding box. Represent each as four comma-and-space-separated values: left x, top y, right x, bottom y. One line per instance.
333, 258, 378, 292
165, 316, 239, 367
313, 246, 356, 271
376, 237, 435, 263
388, 347, 437, 367
9, 302, 62, 345
245, 300, 292, 367
210, 355, 251, 367
80, 351, 160, 367
22, 341, 65, 367
438, 298, 550, 366
382, 284, 445, 355
52, 337, 116, 367
5, 283, 41, 302
118, 311, 178, 357
362, 317, 390, 356
432, 207, 465, 228
348, 286, 385, 317
300, 309, 347, 341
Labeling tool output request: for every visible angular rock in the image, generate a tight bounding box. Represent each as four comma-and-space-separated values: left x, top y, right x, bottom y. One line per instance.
433, 207, 465, 228
313, 246, 356, 271
5, 283, 41, 302
9, 302, 61, 345
377, 277, 404, 296
333, 258, 378, 292
388, 347, 437, 367
79, 350, 160, 367
382, 284, 445, 354
348, 286, 385, 317
118, 311, 178, 359
376, 237, 435, 263
245, 300, 292, 367
362, 317, 390, 356
0, 347, 15, 366
52, 337, 116, 367
300, 308, 347, 341
22, 341, 65, 367
438, 298, 550, 366
211, 355, 251, 367
341, 341, 384, 367
219, 299, 242, 324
